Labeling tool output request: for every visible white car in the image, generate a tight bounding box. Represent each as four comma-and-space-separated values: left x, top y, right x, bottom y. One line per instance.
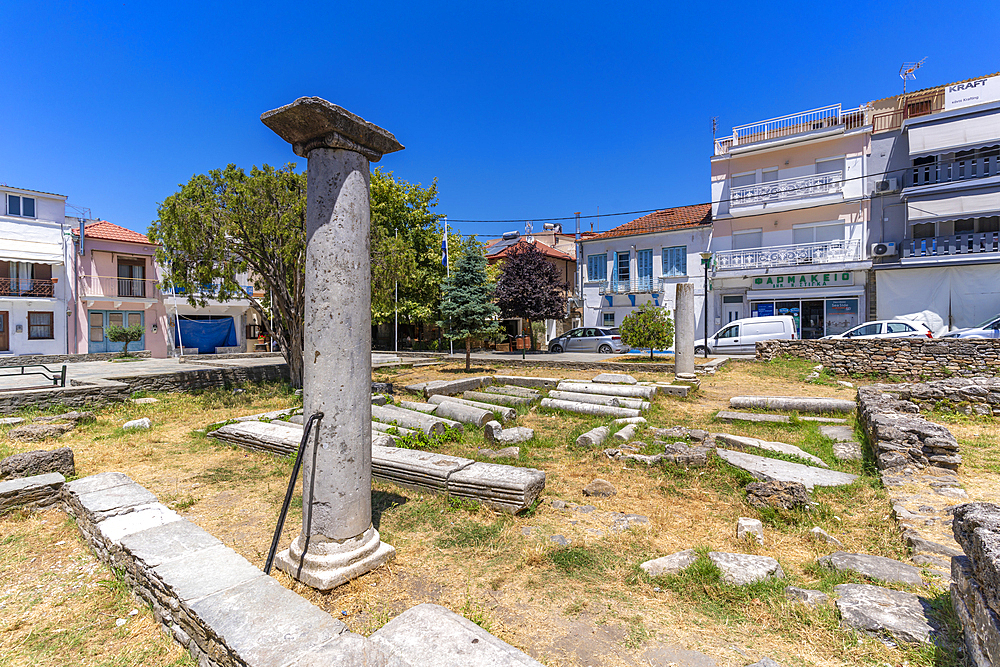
940, 313, 1000, 339
823, 320, 933, 340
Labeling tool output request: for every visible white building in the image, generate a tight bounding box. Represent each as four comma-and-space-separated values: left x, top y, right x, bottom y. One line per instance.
0, 186, 75, 356
579, 204, 714, 336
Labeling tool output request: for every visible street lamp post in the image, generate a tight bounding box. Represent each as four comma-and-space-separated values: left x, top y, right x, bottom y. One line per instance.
699, 252, 712, 359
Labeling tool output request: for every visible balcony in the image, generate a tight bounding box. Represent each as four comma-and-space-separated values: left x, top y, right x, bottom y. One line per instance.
731, 170, 843, 208
599, 277, 658, 295
908, 156, 998, 188
163, 284, 254, 297
715, 105, 868, 156
715, 239, 863, 271
0, 277, 55, 298
80, 275, 159, 300
902, 233, 1000, 259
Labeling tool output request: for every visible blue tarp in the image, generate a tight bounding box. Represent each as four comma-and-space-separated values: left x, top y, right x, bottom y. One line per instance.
175, 317, 237, 354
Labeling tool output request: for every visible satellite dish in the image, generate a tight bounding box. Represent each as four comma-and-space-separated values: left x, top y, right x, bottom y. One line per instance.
526, 236, 534, 243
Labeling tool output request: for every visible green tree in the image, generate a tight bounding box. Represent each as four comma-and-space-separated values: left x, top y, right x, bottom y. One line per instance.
619, 302, 674, 360
493, 242, 568, 358
439, 245, 500, 370
105, 324, 144, 358
150, 164, 447, 387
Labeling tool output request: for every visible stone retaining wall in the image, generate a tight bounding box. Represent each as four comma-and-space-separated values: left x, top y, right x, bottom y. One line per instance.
757, 339, 1000, 380
856, 382, 962, 471
952, 503, 1000, 667
0, 381, 131, 415
0, 351, 152, 368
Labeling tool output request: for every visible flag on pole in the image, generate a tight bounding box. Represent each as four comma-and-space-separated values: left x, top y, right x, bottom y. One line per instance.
442, 219, 449, 269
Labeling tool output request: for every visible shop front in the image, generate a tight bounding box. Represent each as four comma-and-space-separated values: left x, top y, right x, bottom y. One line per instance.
715, 269, 867, 339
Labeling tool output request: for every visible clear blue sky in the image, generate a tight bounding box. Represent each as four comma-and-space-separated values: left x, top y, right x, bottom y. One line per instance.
3, 1, 997, 240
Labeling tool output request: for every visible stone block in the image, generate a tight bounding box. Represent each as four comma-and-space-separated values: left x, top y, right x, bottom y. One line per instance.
834, 583, 935, 644
640, 549, 698, 577
8, 422, 75, 442
422, 376, 493, 398
72, 482, 159, 520
785, 586, 828, 607
729, 396, 855, 413
576, 426, 610, 448
1, 447, 74, 479
817, 551, 923, 586
953, 502, 1000, 620
447, 461, 545, 514
123, 417, 151, 430
493, 375, 560, 388
708, 552, 784, 585
716, 449, 857, 490
99, 502, 183, 543
592, 373, 637, 384
118, 518, 224, 569
0, 472, 64, 513
153, 544, 265, 603
737, 517, 764, 544
715, 433, 827, 468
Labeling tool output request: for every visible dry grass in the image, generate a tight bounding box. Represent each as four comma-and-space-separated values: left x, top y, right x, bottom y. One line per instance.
0, 359, 982, 666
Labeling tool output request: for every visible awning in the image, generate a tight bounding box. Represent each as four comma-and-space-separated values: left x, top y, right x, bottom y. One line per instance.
0, 240, 64, 264
909, 113, 1000, 156
907, 192, 1000, 221
747, 287, 865, 300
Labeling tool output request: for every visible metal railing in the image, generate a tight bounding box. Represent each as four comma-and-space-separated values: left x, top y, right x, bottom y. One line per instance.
80, 275, 159, 299
731, 170, 843, 207
715, 105, 868, 155
715, 239, 863, 270
0, 364, 66, 388
909, 156, 998, 188
0, 277, 55, 297
599, 277, 658, 294
902, 232, 1000, 259
162, 284, 254, 297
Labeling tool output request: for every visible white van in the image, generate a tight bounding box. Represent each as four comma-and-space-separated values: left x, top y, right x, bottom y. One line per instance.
694, 315, 797, 354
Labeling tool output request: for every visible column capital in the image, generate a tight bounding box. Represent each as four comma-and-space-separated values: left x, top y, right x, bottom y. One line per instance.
261, 97, 404, 161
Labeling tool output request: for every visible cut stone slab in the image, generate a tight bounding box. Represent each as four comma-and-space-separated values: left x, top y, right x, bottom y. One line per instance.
540, 398, 640, 419
35, 411, 95, 425
717, 410, 847, 425
98, 502, 182, 543
810, 526, 843, 548
0, 472, 65, 513
370, 602, 545, 666
557, 381, 655, 400
730, 396, 855, 413
493, 375, 560, 388
479, 447, 520, 460
592, 373, 637, 385
72, 482, 159, 520
420, 376, 493, 398
715, 433, 827, 468
737, 517, 764, 544
8, 422, 74, 442
1, 446, 74, 480
152, 543, 264, 603
123, 417, 151, 430
785, 586, 829, 607
745, 480, 812, 510
209, 421, 303, 456
485, 385, 540, 399
716, 448, 858, 490
494, 427, 534, 445
817, 551, 924, 586
640, 549, 699, 577
576, 426, 610, 448
483, 421, 503, 444
655, 384, 690, 397
708, 552, 784, 585
819, 425, 856, 442
583, 479, 616, 497
188, 574, 349, 666
833, 441, 863, 461
0, 417, 24, 425
834, 583, 935, 644
64, 471, 133, 496
118, 518, 223, 569
640, 646, 718, 667
371, 445, 473, 495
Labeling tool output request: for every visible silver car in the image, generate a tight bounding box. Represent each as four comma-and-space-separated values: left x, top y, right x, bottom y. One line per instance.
548, 327, 626, 354
941, 313, 1000, 339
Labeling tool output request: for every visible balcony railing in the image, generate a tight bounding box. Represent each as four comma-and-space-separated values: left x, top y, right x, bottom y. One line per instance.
902, 233, 1000, 259
871, 92, 946, 133
731, 170, 843, 207
163, 284, 254, 297
599, 277, 657, 295
908, 156, 998, 188
715, 105, 868, 155
80, 275, 159, 300
0, 277, 55, 297
715, 239, 863, 271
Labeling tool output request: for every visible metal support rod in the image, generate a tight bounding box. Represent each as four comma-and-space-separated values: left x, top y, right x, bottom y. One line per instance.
264, 411, 324, 575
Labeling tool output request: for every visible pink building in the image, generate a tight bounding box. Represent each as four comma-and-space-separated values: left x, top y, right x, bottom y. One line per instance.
70, 221, 170, 356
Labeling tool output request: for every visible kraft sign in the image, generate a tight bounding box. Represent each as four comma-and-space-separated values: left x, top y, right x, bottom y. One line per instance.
753, 272, 853, 289
945, 74, 1000, 111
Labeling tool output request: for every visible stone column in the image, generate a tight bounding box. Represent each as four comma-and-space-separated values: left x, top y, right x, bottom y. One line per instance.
674, 283, 696, 380
261, 97, 403, 590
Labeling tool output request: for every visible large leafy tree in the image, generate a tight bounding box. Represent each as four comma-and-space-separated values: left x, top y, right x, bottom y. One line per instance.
619, 302, 674, 360
439, 245, 500, 370
493, 242, 568, 357
149, 164, 446, 387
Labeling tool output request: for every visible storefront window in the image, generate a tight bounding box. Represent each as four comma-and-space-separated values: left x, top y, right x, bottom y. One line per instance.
751, 298, 859, 338
776, 301, 801, 336
825, 299, 859, 336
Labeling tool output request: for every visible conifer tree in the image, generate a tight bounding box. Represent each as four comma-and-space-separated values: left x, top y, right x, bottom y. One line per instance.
439, 245, 500, 370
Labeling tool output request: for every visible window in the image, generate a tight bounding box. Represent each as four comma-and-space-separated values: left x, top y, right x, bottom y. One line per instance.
587, 254, 607, 282
731, 172, 755, 188
762, 168, 779, 183
887, 323, 915, 334
584, 328, 599, 337
603, 313, 615, 327
723, 295, 744, 304
732, 229, 763, 250
793, 222, 845, 245
662, 246, 687, 277
636, 249, 653, 290
28, 312, 54, 339
6, 194, 36, 218
89, 312, 105, 342
849, 323, 882, 337
816, 157, 845, 177
912, 223, 935, 239
117, 258, 146, 298
615, 251, 630, 286
717, 325, 739, 339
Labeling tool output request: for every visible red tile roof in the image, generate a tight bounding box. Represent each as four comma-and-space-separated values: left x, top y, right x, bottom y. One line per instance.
488, 239, 574, 261
72, 220, 156, 245
588, 203, 712, 240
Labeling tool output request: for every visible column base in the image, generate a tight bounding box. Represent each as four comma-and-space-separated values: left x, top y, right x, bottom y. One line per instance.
275, 525, 395, 590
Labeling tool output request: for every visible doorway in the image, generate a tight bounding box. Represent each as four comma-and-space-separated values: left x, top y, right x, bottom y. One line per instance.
0, 312, 8, 351
723, 295, 744, 323
88, 310, 145, 353
801, 300, 825, 339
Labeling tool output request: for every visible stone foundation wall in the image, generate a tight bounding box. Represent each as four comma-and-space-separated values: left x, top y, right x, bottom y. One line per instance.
757, 339, 1000, 380
0, 351, 152, 368
856, 382, 961, 471
952, 503, 1000, 667
0, 382, 132, 415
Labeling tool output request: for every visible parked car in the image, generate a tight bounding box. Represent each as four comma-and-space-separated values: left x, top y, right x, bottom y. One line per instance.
548, 327, 626, 354
940, 313, 1000, 339
693, 315, 796, 355
823, 320, 933, 340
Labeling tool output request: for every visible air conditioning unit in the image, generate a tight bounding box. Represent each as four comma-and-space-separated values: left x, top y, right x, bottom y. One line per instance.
871, 242, 897, 257
875, 178, 899, 193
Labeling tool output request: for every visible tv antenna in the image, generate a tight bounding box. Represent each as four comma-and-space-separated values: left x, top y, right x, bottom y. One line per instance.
711, 116, 718, 141
899, 57, 927, 95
